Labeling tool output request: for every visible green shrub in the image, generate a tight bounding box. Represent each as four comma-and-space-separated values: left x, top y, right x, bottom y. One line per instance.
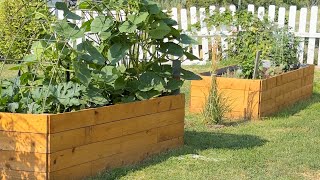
0, 0, 52, 61
202, 75, 230, 125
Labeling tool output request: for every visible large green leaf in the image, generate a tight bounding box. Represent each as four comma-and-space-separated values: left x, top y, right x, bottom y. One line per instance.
135, 90, 161, 100
128, 12, 149, 25
184, 51, 200, 60
179, 34, 198, 45
181, 68, 202, 80
119, 21, 137, 33
138, 72, 165, 91
8, 102, 19, 113
91, 16, 113, 33
55, 2, 81, 20
149, 21, 171, 39
165, 79, 183, 90
73, 60, 91, 86
77, 41, 105, 65
55, 20, 85, 40
159, 42, 184, 57
147, 4, 161, 14
85, 86, 109, 105
107, 43, 129, 65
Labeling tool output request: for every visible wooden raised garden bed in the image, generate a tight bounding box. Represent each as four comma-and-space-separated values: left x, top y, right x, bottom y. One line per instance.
190, 65, 314, 119
0, 94, 185, 180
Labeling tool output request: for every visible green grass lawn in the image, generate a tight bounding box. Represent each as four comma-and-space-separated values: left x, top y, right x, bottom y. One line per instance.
89, 66, 320, 180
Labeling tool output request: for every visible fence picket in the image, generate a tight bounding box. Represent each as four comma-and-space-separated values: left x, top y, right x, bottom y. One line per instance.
268, 5, 276, 22
278, 7, 286, 27
248, 4, 255, 14
219, 7, 228, 59
288, 6, 297, 31
257, 7, 265, 20
298, 8, 308, 63
190, 7, 200, 62
200, 8, 209, 63
307, 6, 318, 64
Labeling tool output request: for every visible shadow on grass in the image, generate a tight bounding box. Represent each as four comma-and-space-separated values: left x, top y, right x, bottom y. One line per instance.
90, 131, 268, 180
269, 92, 320, 118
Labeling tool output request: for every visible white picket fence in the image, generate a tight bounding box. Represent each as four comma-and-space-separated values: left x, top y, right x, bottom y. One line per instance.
49, 2, 320, 66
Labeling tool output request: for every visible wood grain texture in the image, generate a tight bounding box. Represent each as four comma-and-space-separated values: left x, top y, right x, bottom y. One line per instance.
49, 108, 184, 153
0, 113, 48, 133
1, 169, 46, 180
190, 65, 314, 119
0, 151, 47, 172
0, 94, 185, 179
0, 131, 46, 153
49, 94, 185, 133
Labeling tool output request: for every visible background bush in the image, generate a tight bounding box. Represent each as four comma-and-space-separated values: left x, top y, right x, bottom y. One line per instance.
0, 0, 51, 61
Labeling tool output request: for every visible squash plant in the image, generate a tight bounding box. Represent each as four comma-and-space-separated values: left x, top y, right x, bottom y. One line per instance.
0, 0, 200, 114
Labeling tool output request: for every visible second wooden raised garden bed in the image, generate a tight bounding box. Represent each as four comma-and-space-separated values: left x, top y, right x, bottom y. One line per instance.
190, 65, 314, 119
0, 94, 185, 180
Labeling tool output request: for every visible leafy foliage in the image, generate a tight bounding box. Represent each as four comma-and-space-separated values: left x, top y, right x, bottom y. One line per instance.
204, 10, 300, 79
0, 0, 200, 114
0, 0, 52, 60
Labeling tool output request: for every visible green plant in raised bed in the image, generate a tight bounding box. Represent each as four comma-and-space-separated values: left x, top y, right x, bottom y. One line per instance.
204, 10, 300, 79
0, 0, 200, 114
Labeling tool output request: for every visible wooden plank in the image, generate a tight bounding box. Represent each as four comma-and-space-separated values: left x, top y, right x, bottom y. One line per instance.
0, 131, 46, 153
49, 137, 121, 172
49, 94, 185, 133
219, 7, 228, 58
303, 75, 314, 86
91, 154, 123, 176
151, 137, 184, 154
200, 7, 209, 61
49, 161, 92, 180
298, 8, 308, 63
122, 108, 184, 136
121, 128, 158, 153
265, 76, 277, 89
0, 151, 47, 172
304, 65, 315, 76
248, 4, 255, 14
180, 8, 189, 64
307, 6, 318, 64
49, 136, 184, 180
190, 6, 199, 59
288, 6, 297, 32
0, 113, 48, 133
268, 5, 276, 22
158, 123, 184, 142
1, 169, 46, 180
260, 98, 276, 113
190, 85, 210, 97
257, 6, 265, 20
49, 108, 184, 153
278, 7, 286, 28
217, 78, 262, 91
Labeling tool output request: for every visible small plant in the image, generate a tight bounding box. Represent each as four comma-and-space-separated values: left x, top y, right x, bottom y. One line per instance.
202, 74, 230, 125
202, 48, 230, 125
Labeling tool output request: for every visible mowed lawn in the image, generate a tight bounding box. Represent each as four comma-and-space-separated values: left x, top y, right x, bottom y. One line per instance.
89, 66, 320, 180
